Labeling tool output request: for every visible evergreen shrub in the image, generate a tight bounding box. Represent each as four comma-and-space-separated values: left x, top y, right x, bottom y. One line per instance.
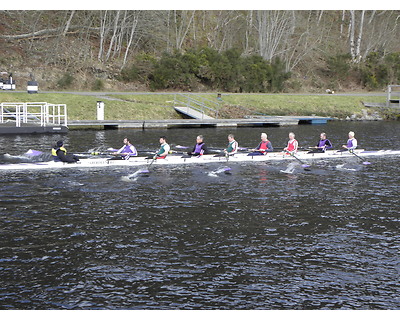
57, 72, 74, 89
121, 48, 291, 92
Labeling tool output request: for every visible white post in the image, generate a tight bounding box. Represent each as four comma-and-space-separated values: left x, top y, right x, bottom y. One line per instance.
97, 101, 105, 120
64, 104, 68, 126
16, 105, 21, 127
23, 103, 28, 124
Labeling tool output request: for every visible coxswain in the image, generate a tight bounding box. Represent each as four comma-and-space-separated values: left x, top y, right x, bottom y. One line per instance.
283, 132, 298, 154
247, 133, 273, 156
154, 136, 170, 159
51, 140, 79, 163
187, 135, 209, 157
224, 134, 239, 156
111, 137, 138, 160
308, 132, 333, 153
342, 131, 358, 151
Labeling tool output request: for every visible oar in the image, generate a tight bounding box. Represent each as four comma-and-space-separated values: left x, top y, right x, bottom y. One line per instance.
174, 145, 189, 149
289, 152, 311, 171
349, 149, 371, 165
138, 152, 159, 174
74, 151, 112, 156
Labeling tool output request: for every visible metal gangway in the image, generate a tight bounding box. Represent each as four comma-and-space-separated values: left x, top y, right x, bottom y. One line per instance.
387, 85, 400, 108
173, 93, 220, 119
0, 102, 68, 127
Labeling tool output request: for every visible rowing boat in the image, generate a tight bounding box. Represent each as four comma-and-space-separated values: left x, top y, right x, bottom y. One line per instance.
1, 149, 400, 171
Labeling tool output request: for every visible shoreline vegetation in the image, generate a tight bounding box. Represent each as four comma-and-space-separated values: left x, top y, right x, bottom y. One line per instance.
0, 91, 398, 121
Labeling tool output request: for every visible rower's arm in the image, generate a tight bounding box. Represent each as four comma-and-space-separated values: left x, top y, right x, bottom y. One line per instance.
56, 149, 76, 163
129, 145, 138, 156
189, 145, 196, 155
293, 140, 299, 152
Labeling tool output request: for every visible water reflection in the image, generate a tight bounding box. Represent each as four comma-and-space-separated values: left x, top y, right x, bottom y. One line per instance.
1, 122, 400, 309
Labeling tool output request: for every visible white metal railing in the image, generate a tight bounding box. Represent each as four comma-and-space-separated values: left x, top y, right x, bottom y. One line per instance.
174, 93, 220, 119
387, 85, 400, 107
0, 102, 67, 127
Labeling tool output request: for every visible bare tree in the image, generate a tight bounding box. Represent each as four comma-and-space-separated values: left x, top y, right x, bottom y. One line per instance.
122, 11, 141, 68
203, 11, 243, 52
244, 10, 254, 55
349, 10, 365, 63
105, 10, 121, 61
255, 10, 296, 62
361, 10, 400, 59
172, 10, 195, 51
98, 11, 109, 61
63, 10, 75, 37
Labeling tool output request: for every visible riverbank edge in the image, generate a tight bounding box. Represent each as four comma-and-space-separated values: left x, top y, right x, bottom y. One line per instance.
0, 91, 398, 121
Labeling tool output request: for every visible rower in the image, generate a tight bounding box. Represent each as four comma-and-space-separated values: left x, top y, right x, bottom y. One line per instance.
154, 136, 170, 159
51, 140, 79, 163
283, 132, 298, 154
187, 135, 209, 157
308, 132, 333, 153
224, 134, 239, 156
247, 133, 273, 156
111, 137, 137, 160
341, 131, 358, 151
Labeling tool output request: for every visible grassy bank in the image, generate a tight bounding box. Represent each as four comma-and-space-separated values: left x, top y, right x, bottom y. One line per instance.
0, 91, 388, 120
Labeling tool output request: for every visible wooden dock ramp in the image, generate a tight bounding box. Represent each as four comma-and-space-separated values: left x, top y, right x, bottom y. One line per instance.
174, 106, 215, 119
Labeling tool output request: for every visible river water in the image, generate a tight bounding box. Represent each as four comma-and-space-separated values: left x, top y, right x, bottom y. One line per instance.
0, 121, 399, 310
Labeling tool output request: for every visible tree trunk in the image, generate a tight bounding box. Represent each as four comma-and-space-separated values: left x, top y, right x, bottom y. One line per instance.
63, 10, 75, 36
105, 10, 121, 61
122, 12, 140, 68
355, 10, 365, 62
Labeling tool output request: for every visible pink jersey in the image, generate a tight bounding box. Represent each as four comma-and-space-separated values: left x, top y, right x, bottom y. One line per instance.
286, 139, 298, 152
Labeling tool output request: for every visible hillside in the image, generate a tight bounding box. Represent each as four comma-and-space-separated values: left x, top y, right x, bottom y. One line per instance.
0, 10, 399, 93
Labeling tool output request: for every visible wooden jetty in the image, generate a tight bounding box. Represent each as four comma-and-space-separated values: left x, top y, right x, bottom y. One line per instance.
68, 116, 331, 130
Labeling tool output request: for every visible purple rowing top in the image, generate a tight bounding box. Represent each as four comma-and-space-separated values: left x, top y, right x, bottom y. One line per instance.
194, 143, 205, 154
117, 144, 137, 156
346, 138, 357, 149
318, 139, 332, 149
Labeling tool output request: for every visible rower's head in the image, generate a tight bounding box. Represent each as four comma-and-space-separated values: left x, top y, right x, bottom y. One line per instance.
289, 132, 295, 139
261, 133, 268, 141
196, 135, 204, 143
159, 136, 167, 144
56, 140, 64, 148
348, 131, 355, 138
123, 137, 131, 145
320, 132, 326, 139
228, 134, 234, 141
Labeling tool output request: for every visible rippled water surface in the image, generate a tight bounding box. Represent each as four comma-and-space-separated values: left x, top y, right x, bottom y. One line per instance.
0, 122, 399, 309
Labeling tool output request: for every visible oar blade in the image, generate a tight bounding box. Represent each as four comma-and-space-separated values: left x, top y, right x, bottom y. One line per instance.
25, 149, 43, 157
224, 167, 232, 174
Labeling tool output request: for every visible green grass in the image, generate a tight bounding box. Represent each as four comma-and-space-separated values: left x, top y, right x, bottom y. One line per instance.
192, 93, 386, 118
0, 92, 179, 120
0, 91, 387, 120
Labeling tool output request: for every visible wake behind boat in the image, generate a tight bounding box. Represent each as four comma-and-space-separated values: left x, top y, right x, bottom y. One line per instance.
1, 149, 400, 171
